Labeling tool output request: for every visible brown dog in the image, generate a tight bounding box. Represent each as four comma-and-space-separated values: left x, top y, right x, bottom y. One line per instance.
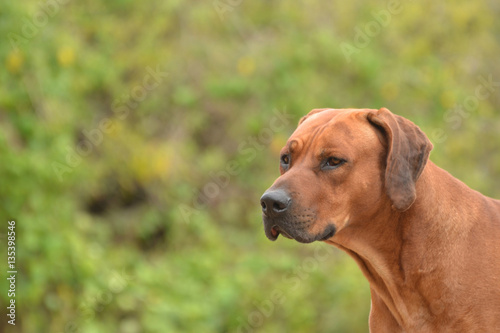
260, 108, 500, 332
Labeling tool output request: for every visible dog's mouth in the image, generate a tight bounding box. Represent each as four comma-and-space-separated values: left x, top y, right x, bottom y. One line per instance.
265, 224, 293, 241
264, 221, 337, 243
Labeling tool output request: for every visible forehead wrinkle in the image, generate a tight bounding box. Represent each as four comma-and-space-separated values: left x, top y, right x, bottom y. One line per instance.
286, 109, 383, 166
302, 124, 329, 159
329, 121, 355, 141
299, 120, 369, 161
289, 109, 372, 157
288, 123, 331, 165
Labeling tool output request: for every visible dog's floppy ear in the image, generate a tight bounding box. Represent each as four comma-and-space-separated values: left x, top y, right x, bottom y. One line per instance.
367, 108, 433, 211
298, 108, 330, 125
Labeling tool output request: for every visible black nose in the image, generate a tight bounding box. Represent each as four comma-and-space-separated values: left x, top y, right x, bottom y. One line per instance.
260, 190, 291, 217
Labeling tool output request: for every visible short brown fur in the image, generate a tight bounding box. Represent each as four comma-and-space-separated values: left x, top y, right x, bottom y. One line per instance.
261, 108, 500, 332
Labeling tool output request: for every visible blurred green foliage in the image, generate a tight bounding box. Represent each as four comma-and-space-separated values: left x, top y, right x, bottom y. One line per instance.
1, 0, 499, 332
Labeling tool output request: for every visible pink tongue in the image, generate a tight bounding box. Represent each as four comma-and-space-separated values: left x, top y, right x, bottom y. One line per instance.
271, 227, 279, 238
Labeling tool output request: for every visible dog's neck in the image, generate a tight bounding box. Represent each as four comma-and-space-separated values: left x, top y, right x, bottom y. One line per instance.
325, 161, 476, 331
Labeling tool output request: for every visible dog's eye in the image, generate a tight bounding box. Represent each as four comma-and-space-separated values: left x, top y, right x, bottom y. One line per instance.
323, 157, 345, 169
281, 154, 290, 165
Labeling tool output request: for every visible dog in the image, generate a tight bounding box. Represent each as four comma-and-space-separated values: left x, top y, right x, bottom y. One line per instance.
260, 108, 500, 332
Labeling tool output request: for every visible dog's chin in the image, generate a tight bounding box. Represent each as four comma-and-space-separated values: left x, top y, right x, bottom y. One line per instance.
292, 225, 337, 243
264, 221, 336, 244
316, 224, 337, 241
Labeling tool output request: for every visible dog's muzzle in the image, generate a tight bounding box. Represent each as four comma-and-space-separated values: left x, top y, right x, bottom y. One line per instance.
260, 189, 336, 243
260, 189, 293, 241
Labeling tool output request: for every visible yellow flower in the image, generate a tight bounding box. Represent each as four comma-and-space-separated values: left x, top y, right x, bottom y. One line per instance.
154, 152, 172, 180
381, 82, 399, 101
132, 145, 172, 183
57, 46, 75, 67
237, 57, 255, 77
6, 51, 23, 74
108, 120, 122, 138
440, 91, 455, 109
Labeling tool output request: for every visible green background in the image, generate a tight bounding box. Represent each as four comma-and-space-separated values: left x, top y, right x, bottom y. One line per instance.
1, 0, 500, 332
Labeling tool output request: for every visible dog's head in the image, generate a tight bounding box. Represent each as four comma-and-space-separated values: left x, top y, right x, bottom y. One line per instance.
260, 108, 432, 243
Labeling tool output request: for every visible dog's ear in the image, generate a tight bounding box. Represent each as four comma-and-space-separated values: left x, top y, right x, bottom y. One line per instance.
299, 109, 331, 125
367, 107, 433, 211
